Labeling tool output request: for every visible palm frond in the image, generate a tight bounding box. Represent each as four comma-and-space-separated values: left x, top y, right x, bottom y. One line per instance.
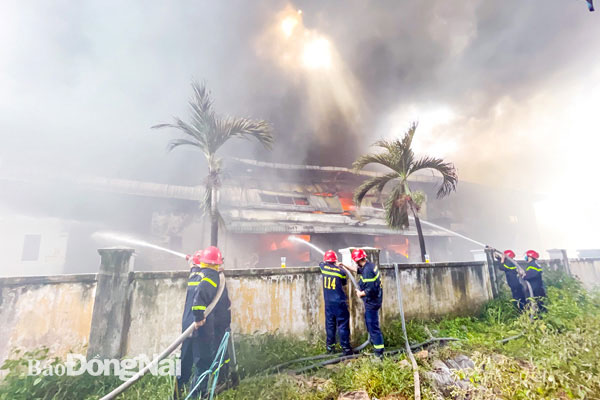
353, 173, 399, 205
216, 116, 274, 150
384, 185, 410, 229
400, 122, 418, 152
409, 156, 458, 198
152, 117, 210, 155
167, 138, 203, 152
352, 152, 399, 174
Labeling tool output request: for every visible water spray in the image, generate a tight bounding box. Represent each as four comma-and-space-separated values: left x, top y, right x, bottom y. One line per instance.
287, 236, 360, 290
410, 217, 486, 248
93, 231, 187, 259
407, 219, 536, 312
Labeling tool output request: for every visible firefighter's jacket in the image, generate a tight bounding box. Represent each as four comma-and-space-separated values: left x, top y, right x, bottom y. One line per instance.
495, 258, 522, 289
319, 262, 348, 304
523, 260, 546, 297
191, 266, 231, 325
358, 261, 383, 309
182, 265, 204, 329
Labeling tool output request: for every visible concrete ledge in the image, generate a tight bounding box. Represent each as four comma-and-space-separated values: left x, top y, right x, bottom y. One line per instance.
381, 261, 486, 270
0, 273, 97, 286
130, 263, 487, 281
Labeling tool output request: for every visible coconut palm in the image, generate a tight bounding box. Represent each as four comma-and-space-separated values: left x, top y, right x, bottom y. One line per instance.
353, 123, 457, 262
152, 82, 274, 246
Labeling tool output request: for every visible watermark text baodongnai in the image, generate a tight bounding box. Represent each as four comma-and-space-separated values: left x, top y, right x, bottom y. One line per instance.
28, 354, 180, 381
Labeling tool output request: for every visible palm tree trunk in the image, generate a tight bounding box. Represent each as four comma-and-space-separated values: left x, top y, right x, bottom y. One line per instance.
210, 185, 218, 246
410, 203, 427, 263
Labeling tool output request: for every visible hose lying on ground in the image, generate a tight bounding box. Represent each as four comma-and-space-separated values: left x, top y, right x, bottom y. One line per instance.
100, 272, 227, 400
292, 337, 460, 374
264, 337, 371, 374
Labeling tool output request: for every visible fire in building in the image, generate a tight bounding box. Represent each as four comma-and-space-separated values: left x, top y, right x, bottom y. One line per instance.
0, 157, 540, 275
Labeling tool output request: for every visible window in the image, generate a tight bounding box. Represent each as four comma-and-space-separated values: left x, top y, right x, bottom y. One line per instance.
260, 193, 310, 206
293, 197, 309, 206
21, 234, 41, 261
277, 196, 294, 205
260, 193, 278, 203
371, 202, 383, 209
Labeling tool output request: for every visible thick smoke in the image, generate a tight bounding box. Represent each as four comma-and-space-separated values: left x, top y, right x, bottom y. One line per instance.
0, 0, 599, 250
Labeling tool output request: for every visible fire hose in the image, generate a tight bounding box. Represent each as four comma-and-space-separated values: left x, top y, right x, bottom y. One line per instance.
393, 263, 421, 400
489, 249, 537, 312
99, 272, 227, 400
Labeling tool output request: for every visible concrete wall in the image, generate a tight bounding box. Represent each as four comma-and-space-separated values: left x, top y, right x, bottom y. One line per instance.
569, 258, 600, 289
0, 275, 96, 367
0, 258, 503, 365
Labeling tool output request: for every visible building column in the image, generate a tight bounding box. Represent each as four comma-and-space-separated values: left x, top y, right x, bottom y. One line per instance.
547, 248, 571, 275
87, 248, 135, 359
484, 247, 499, 298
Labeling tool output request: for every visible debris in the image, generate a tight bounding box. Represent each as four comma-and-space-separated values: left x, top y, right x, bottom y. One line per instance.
397, 359, 410, 368
291, 375, 332, 392
425, 354, 476, 398
338, 390, 370, 400
415, 349, 428, 360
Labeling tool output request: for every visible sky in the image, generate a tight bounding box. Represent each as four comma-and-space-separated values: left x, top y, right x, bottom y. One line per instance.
0, 0, 598, 253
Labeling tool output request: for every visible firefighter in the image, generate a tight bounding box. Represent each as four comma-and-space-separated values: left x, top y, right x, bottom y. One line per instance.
176, 246, 231, 399
494, 249, 527, 311
351, 249, 384, 358
320, 250, 353, 356
175, 249, 205, 398
523, 249, 547, 312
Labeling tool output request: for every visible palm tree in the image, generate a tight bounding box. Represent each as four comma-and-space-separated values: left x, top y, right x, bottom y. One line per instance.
353, 123, 457, 263
152, 82, 274, 246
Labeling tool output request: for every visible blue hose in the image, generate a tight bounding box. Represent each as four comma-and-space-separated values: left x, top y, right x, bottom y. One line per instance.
185, 331, 230, 400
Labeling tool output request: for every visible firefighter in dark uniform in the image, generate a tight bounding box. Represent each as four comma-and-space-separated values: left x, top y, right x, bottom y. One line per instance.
523, 249, 547, 312
175, 249, 205, 398
352, 249, 384, 358
176, 246, 231, 399
494, 249, 527, 311
320, 250, 353, 356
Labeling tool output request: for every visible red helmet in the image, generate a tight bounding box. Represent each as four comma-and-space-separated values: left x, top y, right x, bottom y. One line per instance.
351, 248, 367, 263
323, 250, 338, 263
189, 250, 203, 265
503, 250, 515, 259
526, 250, 539, 260
200, 246, 224, 265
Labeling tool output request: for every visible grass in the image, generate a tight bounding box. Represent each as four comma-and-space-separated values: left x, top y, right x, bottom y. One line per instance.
1, 270, 599, 399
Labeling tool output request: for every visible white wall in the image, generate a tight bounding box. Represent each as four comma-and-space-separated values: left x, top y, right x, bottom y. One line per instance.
0, 214, 69, 276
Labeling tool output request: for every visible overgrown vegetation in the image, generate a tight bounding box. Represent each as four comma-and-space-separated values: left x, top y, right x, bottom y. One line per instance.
2, 271, 599, 399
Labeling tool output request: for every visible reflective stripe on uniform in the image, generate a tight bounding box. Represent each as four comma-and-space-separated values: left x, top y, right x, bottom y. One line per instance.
188, 281, 200, 286
191, 305, 206, 311
202, 277, 218, 287
321, 270, 346, 279
373, 344, 384, 349
503, 263, 517, 270
360, 271, 380, 282
527, 265, 542, 271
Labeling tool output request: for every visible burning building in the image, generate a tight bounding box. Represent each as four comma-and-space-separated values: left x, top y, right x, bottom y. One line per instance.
0, 157, 540, 275
209, 158, 451, 268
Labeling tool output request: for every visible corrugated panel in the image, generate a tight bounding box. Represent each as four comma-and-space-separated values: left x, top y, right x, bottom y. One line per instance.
224, 221, 450, 236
